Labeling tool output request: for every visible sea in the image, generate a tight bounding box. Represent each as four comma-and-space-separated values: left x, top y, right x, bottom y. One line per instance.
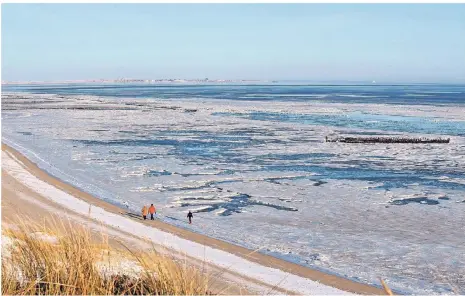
2, 83, 465, 294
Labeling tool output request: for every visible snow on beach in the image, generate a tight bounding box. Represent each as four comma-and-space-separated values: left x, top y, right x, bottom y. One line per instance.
1, 149, 350, 295
2, 88, 465, 294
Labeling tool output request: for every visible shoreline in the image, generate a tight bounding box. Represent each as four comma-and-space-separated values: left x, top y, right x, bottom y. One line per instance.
1, 142, 386, 295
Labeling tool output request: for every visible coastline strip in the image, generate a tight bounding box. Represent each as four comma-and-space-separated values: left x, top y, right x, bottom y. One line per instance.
1, 142, 385, 295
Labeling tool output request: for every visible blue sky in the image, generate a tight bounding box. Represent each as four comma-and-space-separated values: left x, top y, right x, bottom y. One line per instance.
2, 4, 465, 82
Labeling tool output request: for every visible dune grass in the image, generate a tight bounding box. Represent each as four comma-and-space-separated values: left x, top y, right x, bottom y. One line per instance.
1, 219, 212, 295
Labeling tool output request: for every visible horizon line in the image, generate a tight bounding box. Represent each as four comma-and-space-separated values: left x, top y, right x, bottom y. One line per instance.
2, 78, 465, 85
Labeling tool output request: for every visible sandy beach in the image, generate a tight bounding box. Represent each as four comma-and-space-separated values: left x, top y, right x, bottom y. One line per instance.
1, 143, 385, 295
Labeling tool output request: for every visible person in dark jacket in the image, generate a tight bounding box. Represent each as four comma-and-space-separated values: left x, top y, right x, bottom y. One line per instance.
187, 211, 193, 224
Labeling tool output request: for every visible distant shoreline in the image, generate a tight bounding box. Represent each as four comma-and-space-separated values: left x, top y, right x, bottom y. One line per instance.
3, 80, 464, 87
1, 79, 269, 85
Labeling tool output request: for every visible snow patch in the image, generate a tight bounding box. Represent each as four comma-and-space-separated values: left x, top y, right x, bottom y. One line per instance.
28, 232, 59, 244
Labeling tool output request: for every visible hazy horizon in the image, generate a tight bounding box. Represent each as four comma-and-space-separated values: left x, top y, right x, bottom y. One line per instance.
2, 4, 465, 83
3, 79, 465, 85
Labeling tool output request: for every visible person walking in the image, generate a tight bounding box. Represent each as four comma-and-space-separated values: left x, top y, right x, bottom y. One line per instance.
187, 211, 193, 224
141, 205, 148, 220
149, 204, 156, 220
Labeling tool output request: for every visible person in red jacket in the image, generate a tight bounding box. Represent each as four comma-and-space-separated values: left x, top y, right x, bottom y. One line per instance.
149, 204, 156, 220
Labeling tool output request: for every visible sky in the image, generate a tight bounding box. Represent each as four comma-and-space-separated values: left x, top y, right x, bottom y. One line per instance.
2, 4, 465, 83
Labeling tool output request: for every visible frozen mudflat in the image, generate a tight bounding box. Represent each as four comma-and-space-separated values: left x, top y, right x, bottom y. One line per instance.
2, 84, 465, 294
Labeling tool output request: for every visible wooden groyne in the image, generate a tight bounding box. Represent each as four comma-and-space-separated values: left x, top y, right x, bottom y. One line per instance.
325, 136, 450, 144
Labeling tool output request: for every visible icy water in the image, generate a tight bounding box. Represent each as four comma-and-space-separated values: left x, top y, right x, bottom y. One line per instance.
2, 83, 465, 294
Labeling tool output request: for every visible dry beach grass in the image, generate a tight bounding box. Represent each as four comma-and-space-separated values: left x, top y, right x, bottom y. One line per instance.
1, 219, 211, 295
